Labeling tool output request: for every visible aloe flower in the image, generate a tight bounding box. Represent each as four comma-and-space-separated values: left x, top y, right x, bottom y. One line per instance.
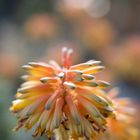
99, 88, 139, 140
10, 47, 115, 139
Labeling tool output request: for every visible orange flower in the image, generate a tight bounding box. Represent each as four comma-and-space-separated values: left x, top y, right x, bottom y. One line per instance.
99, 88, 139, 140
10, 47, 115, 139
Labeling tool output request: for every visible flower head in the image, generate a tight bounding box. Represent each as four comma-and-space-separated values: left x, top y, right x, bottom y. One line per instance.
10, 47, 115, 139
99, 88, 139, 140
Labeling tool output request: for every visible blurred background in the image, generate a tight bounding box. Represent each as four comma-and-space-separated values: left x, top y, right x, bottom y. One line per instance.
0, 0, 140, 140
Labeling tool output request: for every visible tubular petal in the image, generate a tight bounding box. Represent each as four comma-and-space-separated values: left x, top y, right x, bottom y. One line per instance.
63, 82, 76, 90
82, 74, 95, 80
49, 60, 61, 71
76, 81, 98, 87
83, 66, 105, 74
40, 77, 59, 83
97, 80, 110, 88
45, 91, 60, 110
25, 112, 41, 130
65, 95, 81, 125
78, 96, 106, 128
28, 62, 55, 72
70, 61, 101, 70
77, 88, 114, 112
52, 97, 64, 129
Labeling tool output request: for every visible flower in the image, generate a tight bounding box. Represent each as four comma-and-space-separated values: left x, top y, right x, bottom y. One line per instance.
99, 88, 139, 140
10, 47, 115, 139
75, 18, 116, 51
113, 36, 140, 84
24, 13, 58, 40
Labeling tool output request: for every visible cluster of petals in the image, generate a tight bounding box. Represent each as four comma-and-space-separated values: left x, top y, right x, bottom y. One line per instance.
99, 88, 138, 140
10, 47, 115, 139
